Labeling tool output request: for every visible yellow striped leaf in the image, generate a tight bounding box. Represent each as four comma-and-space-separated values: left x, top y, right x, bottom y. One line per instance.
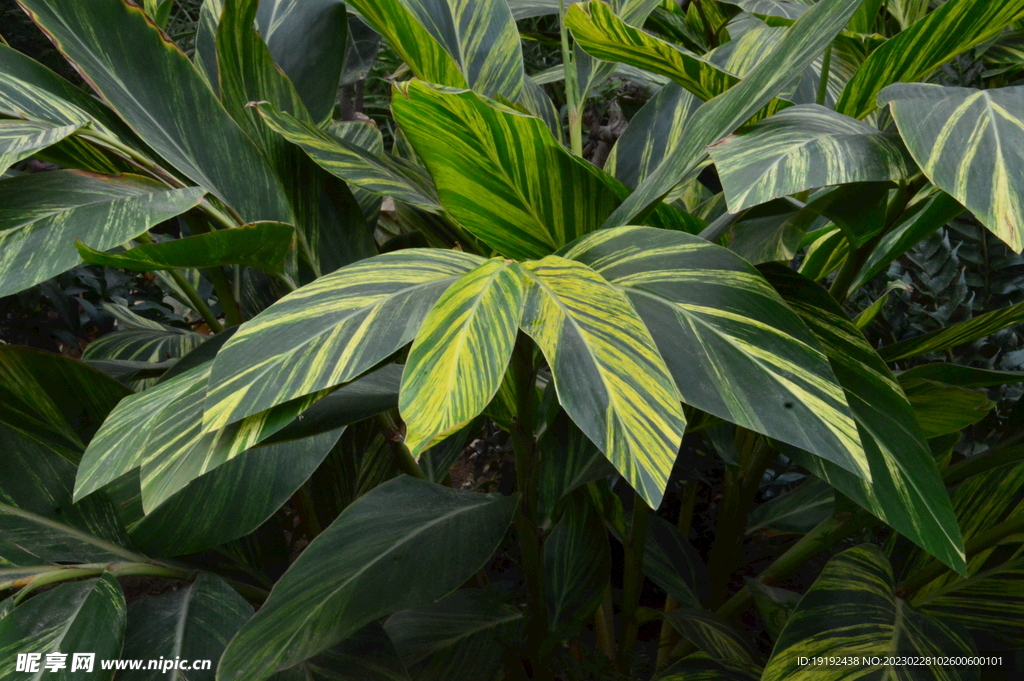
0, 120, 80, 176
603, 0, 863, 228
519, 256, 686, 508
881, 83, 1024, 253
835, 0, 1024, 120
900, 378, 994, 439
19, 0, 293, 224
0, 171, 205, 298
203, 249, 485, 429
562, 227, 869, 482
401, 259, 524, 456
879, 300, 1024, 362
762, 264, 965, 574
762, 544, 976, 681
708, 104, 915, 213
346, 0, 522, 100
255, 101, 442, 212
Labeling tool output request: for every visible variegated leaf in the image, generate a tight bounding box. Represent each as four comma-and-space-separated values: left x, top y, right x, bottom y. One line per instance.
19, 0, 294, 223
400, 259, 524, 456
762, 545, 976, 681
879, 300, 1024, 362
76, 363, 323, 512
836, 0, 1024, 120
900, 378, 994, 439
0, 120, 80, 176
0, 574, 126, 681
346, 0, 523, 100
665, 609, 760, 666
256, 101, 441, 212
562, 227, 869, 482
603, 0, 863, 228
658, 652, 761, 681
519, 256, 686, 508
0, 170, 205, 298
880, 84, 1024, 252
762, 265, 965, 574
203, 249, 484, 429
708, 104, 915, 213
544, 491, 610, 637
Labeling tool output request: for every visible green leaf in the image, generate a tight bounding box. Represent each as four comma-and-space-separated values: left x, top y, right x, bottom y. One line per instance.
566, 1, 741, 101
0, 119, 80, 175
271, 623, 411, 681
762, 545, 976, 681
390, 81, 622, 260
19, 0, 293, 223
658, 652, 761, 681
76, 222, 295, 276
879, 301, 1024, 362
401, 259, 524, 455
563, 227, 869, 483
708, 104, 914, 213
519, 256, 687, 508
121, 573, 253, 681
746, 477, 834, 535
745, 579, 801, 642
761, 265, 966, 574
82, 317, 205, 365
665, 609, 760, 665
346, 0, 524, 100
722, 0, 806, 21
0, 345, 130, 461
898, 363, 1024, 389
644, 513, 708, 609
255, 0, 349, 122
603, 0, 864, 228
880, 84, 1024, 252
0, 424, 138, 567
0, 171, 205, 298
256, 101, 441, 212
0, 574, 126, 681
545, 491, 610, 637
129, 429, 343, 556
836, 0, 1024, 120
385, 589, 522, 675
900, 378, 995, 438
537, 415, 616, 524
203, 249, 484, 429
216, 476, 517, 681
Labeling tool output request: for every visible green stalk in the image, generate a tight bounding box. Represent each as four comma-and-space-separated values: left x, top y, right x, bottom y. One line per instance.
706, 431, 775, 608
375, 412, 428, 480
716, 511, 868, 620
559, 0, 583, 156
617, 493, 652, 674
508, 337, 552, 680
656, 480, 698, 670
815, 45, 833, 106
594, 586, 617, 661
207, 265, 244, 327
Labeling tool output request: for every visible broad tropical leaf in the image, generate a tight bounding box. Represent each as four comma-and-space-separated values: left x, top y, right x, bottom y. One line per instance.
0, 171, 205, 298
762, 545, 976, 681
898, 363, 1024, 389
665, 609, 760, 665
723, 0, 806, 20
217, 476, 517, 681
256, 101, 441, 212
0, 574, 126, 681
762, 265, 965, 574
900, 378, 994, 438
129, 429, 343, 557
562, 227, 869, 482
537, 416, 616, 523
255, 0, 349, 121
76, 222, 295, 276
544, 492, 610, 637
603, 0, 863, 228
122, 573, 253, 681
880, 84, 1024, 252
203, 249, 484, 429
19, 0, 293, 224
658, 652, 761, 681
519, 256, 687, 508
644, 512, 708, 609
836, 0, 1024, 119
401, 259, 524, 455
0, 120, 80, 176
746, 477, 834, 535
82, 306, 205, 365
879, 301, 1024, 362
745, 579, 802, 641
708, 105, 914, 213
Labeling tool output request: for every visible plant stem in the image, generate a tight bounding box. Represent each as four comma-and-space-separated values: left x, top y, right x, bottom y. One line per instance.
617, 493, 651, 674
716, 511, 867, 620
207, 265, 244, 327
135, 232, 224, 332
815, 45, 833, 106
656, 480, 698, 670
78, 128, 183, 188
901, 512, 1024, 598
375, 412, 428, 480
508, 337, 552, 680
706, 431, 774, 608
559, 0, 583, 156
594, 586, 617, 661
